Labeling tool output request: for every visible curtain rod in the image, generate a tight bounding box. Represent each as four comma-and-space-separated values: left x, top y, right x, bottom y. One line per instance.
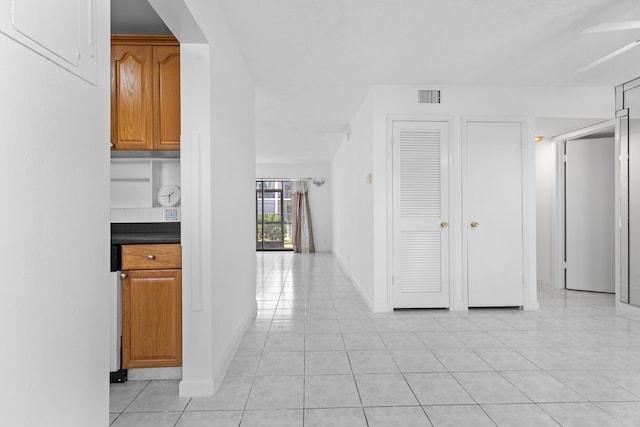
255, 178, 314, 181
256, 178, 326, 186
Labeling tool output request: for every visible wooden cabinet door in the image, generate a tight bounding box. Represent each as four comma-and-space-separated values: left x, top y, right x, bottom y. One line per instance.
153, 45, 181, 150
111, 44, 153, 150
122, 269, 182, 368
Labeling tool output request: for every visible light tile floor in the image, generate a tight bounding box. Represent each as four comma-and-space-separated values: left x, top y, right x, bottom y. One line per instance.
110, 252, 640, 426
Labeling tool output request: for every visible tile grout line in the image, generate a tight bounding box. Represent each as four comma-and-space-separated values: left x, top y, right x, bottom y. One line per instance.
239, 255, 281, 422
171, 395, 192, 427
342, 306, 369, 426
117, 379, 153, 417
301, 259, 306, 426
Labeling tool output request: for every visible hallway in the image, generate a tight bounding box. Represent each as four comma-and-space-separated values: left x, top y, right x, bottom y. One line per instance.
110, 252, 640, 426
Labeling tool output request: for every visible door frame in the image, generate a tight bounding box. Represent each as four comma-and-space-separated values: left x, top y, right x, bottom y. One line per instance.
386, 115, 454, 309
550, 120, 620, 302
461, 116, 535, 309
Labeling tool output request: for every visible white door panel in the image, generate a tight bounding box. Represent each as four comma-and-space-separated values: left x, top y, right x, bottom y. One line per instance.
393, 121, 449, 308
565, 138, 615, 293
466, 121, 524, 307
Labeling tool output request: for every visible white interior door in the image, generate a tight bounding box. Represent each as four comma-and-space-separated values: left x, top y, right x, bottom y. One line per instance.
392, 120, 449, 308
466, 121, 523, 307
565, 137, 615, 293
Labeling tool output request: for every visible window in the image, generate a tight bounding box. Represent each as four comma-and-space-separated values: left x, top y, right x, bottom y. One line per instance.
256, 180, 293, 250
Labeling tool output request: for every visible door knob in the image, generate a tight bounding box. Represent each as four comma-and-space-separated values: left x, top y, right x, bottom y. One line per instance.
470, 221, 479, 228
440, 221, 449, 228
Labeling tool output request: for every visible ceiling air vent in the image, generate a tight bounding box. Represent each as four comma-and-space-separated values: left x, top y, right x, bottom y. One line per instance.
418, 90, 441, 104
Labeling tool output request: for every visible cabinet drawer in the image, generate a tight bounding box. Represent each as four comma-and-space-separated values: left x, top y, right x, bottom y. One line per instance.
122, 244, 181, 270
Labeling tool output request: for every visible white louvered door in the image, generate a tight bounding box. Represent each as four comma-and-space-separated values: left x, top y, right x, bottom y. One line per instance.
392, 121, 449, 308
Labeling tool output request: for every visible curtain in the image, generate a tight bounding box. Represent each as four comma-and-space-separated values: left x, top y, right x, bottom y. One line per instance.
291, 180, 315, 253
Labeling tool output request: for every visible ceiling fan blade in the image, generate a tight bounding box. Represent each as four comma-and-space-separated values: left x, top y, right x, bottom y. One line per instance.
578, 40, 640, 72
582, 20, 640, 34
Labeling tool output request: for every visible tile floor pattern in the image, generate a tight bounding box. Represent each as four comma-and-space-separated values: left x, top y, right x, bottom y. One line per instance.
110, 252, 640, 426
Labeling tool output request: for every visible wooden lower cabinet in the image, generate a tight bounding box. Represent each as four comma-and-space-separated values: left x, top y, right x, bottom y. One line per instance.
122, 268, 182, 368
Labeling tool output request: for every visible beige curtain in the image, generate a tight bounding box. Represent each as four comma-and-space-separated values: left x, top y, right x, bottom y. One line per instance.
291, 180, 315, 253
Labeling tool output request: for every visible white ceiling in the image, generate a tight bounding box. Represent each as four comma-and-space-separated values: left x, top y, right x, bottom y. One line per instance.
112, 0, 640, 163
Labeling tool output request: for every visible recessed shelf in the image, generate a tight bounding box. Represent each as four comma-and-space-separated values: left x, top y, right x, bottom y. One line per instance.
110, 157, 180, 211
110, 177, 151, 182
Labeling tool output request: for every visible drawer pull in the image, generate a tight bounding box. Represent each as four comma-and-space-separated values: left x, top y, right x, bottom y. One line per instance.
147, 254, 155, 260
120, 273, 127, 279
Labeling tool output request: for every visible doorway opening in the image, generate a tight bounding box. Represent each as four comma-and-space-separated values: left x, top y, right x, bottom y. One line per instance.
551, 120, 617, 295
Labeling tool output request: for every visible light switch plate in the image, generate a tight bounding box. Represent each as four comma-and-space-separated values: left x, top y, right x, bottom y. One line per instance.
165, 208, 178, 221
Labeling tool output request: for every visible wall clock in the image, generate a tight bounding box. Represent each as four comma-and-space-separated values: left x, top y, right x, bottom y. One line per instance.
157, 185, 181, 207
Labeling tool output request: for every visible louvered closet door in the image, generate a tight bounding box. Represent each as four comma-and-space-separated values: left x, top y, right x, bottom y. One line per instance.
393, 121, 449, 308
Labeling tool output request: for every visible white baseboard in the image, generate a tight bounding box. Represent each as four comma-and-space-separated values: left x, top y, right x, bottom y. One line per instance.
179, 300, 257, 397
537, 279, 551, 287
371, 303, 392, 313
617, 301, 640, 315
211, 300, 258, 390
334, 254, 391, 313
524, 300, 540, 311
352, 280, 376, 312
527, 281, 544, 311
449, 302, 468, 311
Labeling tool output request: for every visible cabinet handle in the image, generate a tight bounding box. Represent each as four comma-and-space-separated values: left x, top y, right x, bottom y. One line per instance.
470, 221, 480, 228
440, 221, 448, 228
120, 273, 127, 279
110, 142, 115, 148
147, 254, 155, 260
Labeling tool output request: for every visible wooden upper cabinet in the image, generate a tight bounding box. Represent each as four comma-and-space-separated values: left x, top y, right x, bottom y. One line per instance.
111, 44, 153, 150
153, 45, 181, 150
111, 35, 180, 151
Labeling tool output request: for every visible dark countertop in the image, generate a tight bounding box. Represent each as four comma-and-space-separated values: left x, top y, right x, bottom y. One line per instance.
111, 222, 180, 271
111, 222, 181, 245
111, 232, 181, 245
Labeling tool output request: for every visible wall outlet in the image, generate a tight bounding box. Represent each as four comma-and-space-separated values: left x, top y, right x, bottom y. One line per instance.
165, 208, 178, 221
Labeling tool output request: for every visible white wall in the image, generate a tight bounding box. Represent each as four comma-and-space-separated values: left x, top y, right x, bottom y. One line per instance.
0, 1, 110, 425
333, 85, 613, 312
152, 0, 256, 396
256, 162, 332, 252
208, 0, 257, 390
331, 91, 375, 308
535, 140, 554, 285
